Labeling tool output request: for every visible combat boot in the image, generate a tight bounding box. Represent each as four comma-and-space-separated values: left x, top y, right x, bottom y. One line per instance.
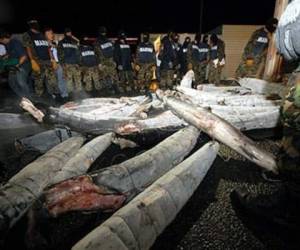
231, 185, 300, 231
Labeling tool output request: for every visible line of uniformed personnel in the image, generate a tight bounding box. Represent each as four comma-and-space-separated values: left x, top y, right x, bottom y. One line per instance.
157, 31, 226, 88
0, 19, 228, 102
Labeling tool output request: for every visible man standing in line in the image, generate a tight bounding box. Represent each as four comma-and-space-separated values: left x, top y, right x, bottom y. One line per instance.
22, 19, 58, 99
188, 33, 209, 85
94, 26, 119, 94
58, 28, 81, 96
114, 30, 134, 93
208, 34, 225, 85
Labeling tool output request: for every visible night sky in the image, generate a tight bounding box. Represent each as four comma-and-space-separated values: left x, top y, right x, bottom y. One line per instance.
1, 0, 276, 37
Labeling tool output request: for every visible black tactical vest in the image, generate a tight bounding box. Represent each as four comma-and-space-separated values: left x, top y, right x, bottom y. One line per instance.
137, 42, 155, 64
210, 45, 218, 60
97, 38, 114, 59
253, 29, 269, 56
59, 37, 80, 64
192, 42, 209, 62
80, 45, 98, 67
118, 43, 132, 70
28, 31, 50, 61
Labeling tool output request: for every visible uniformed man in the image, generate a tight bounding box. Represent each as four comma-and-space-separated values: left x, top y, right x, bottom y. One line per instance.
179, 36, 191, 76
58, 28, 81, 94
158, 31, 178, 89
188, 33, 209, 85
208, 34, 225, 85
236, 18, 278, 78
135, 32, 156, 92
172, 33, 182, 82
94, 26, 118, 94
231, 0, 300, 236
114, 30, 133, 93
0, 30, 31, 98
22, 19, 58, 98
80, 37, 101, 93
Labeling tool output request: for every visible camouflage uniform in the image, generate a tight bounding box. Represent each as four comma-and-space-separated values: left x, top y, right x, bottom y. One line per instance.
236, 28, 269, 78
160, 69, 175, 89
158, 36, 177, 89
114, 41, 134, 92
97, 59, 118, 88
58, 38, 82, 93
208, 39, 225, 85
193, 62, 207, 84
118, 70, 134, 92
236, 55, 266, 78
22, 32, 58, 96
80, 44, 101, 92
278, 68, 300, 190
136, 63, 154, 90
187, 41, 209, 85
208, 62, 223, 85
60, 64, 81, 93
80, 66, 99, 92
32, 61, 57, 96
94, 41, 118, 91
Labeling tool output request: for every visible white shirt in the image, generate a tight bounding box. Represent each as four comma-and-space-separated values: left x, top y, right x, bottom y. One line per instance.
49, 42, 59, 62
0, 44, 6, 56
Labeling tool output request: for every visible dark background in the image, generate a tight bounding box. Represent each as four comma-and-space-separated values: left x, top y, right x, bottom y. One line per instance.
1, 0, 276, 36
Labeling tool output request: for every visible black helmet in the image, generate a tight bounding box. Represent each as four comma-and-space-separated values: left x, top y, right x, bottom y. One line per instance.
98, 26, 107, 36
195, 32, 202, 42
27, 18, 39, 25
142, 32, 150, 43
80, 36, 90, 46
167, 29, 174, 38
118, 30, 126, 40
210, 34, 218, 45
184, 36, 191, 44
64, 27, 72, 34
202, 34, 208, 43
27, 18, 40, 31
172, 33, 179, 43
265, 17, 278, 33
0, 29, 11, 39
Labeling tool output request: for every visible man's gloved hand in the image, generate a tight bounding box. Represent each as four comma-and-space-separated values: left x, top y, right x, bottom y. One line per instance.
98, 64, 104, 71
51, 60, 58, 71
151, 65, 156, 72
219, 58, 226, 67
135, 64, 141, 72
31, 59, 40, 73
118, 65, 123, 71
176, 64, 181, 70
246, 58, 254, 67
213, 59, 219, 69
168, 61, 173, 69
